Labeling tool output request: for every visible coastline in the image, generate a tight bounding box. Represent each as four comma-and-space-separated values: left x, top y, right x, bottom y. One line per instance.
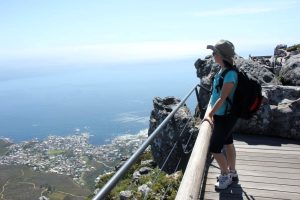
0, 130, 148, 186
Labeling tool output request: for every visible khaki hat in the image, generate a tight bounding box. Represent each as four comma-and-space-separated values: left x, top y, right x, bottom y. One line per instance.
207, 40, 235, 64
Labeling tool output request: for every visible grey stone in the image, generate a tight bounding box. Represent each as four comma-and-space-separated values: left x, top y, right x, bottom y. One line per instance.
274, 44, 288, 57
138, 184, 152, 196
139, 167, 152, 175
280, 54, 300, 86
133, 171, 141, 181
141, 159, 156, 167
39, 196, 49, 200
119, 190, 133, 200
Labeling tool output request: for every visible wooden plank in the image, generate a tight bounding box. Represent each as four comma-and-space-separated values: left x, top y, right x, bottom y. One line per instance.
203, 191, 288, 200
236, 154, 300, 162
210, 159, 300, 174
236, 157, 300, 165
233, 141, 300, 148
236, 149, 300, 156
236, 146, 300, 153
205, 178, 300, 193
235, 159, 300, 169
233, 134, 300, 147
209, 159, 300, 174
208, 167, 300, 180
225, 164, 300, 174
235, 147, 300, 159
203, 191, 297, 200
203, 183, 300, 200
206, 175, 300, 186
236, 147, 300, 155
234, 144, 300, 152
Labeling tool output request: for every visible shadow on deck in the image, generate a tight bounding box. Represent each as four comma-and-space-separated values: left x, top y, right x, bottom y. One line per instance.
199, 134, 300, 200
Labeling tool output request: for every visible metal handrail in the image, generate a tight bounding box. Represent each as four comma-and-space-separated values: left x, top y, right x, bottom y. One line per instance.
92, 84, 200, 200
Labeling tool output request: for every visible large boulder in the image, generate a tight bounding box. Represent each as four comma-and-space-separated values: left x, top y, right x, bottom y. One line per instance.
234, 56, 281, 85
148, 97, 198, 174
233, 85, 300, 139
279, 54, 300, 86
270, 44, 300, 86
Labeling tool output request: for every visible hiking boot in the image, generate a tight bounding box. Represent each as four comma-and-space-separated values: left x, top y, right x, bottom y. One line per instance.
229, 170, 238, 181
215, 174, 232, 190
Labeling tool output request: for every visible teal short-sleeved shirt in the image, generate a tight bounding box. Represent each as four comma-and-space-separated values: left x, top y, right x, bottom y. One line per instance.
210, 69, 238, 115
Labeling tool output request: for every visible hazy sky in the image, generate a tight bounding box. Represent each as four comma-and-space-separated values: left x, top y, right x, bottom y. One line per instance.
0, 0, 299, 66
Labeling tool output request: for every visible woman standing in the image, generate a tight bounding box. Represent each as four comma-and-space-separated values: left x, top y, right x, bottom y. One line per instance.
205, 39, 239, 190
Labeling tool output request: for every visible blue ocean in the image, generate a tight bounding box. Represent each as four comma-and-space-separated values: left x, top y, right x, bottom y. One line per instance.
0, 59, 199, 145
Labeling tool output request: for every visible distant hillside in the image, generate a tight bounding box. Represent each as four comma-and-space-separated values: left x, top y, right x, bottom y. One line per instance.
0, 165, 90, 200
0, 138, 12, 147
0, 139, 12, 156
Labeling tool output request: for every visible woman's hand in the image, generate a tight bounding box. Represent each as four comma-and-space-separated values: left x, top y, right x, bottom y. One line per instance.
203, 112, 214, 127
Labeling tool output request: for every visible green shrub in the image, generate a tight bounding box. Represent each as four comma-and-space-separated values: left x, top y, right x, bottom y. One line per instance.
287, 44, 300, 52
92, 150, 183, 200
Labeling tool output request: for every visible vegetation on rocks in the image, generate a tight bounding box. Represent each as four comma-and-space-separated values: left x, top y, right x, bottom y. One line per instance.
286, 44, 300, 52
89, 150, 183, 200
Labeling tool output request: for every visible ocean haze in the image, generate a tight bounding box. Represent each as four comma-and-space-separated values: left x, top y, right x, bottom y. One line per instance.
0, 59, 198, 145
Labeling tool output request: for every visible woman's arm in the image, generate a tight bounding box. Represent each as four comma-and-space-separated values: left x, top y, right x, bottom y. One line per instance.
205, 82, 235, 122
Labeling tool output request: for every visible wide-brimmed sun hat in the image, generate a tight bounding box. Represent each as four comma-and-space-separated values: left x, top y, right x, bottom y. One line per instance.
207, 39, 235, 64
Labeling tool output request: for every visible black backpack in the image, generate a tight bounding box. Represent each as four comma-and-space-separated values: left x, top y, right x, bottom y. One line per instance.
217, 67, 263, 119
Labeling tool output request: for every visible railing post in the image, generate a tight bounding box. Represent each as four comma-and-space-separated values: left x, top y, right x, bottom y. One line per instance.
194, 85, 201, 106
175, 104, 212, 200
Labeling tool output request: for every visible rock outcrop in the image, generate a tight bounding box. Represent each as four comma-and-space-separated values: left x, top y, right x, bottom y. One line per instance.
148, 97, 198, 174
194, 44, 300, 139
272, 44, 300, 85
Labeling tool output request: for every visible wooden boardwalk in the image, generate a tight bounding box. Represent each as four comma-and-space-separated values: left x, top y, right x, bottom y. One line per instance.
199, 134, 300, 200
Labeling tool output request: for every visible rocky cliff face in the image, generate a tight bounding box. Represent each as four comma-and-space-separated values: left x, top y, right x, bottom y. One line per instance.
273, 44, 300, 85
148, 97, 198, 174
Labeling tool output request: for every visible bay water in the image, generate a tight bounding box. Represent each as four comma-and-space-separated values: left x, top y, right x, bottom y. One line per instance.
0, 59, 199, 145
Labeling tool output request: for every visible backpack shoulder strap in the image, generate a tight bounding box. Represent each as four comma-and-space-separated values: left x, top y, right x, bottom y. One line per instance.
216, 67, 238, 114
216, 67, 237, 92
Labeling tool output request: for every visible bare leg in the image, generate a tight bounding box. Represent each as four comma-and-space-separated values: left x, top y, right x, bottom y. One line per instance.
212, 153, 229, 174
225, 144, 236, 171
